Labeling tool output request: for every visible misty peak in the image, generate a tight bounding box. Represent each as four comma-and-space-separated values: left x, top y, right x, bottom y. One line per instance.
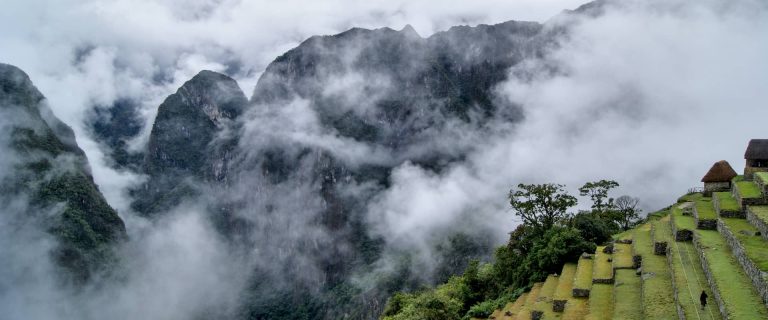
400, 24, 421, 38
0, 62, 45, 108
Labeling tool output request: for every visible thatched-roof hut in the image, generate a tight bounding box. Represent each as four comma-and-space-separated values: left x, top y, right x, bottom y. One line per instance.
744, 139, 768, 180
701, 160, 737, 195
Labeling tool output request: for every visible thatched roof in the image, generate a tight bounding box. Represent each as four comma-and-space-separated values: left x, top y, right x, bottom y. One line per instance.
745, 139, 768, 159
701, 160, 738, 182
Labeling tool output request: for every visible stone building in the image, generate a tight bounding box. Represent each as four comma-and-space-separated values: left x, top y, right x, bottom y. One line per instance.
701, 160, 737, 195
745, 139, 768, 180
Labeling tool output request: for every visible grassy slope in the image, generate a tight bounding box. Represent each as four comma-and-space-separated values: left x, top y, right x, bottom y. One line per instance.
736, 180, 762, 199
668, 231, 721, 319
612, 243, 634, 269
673, 204, 697, 231
695, 229, 768, 319
585, 284, 613, 320
749, 205, 768, 226
634, 223, 677, 319
612, 269, 642, 319
714, 191, 739, 212
695, 197, 717, 220
592, 247, 613, 281
561, 297, 588, 320
720, 218, 768, 270
515, 283, 543, 320
533, 275, 561, 319
573, 257, 594, 292
755, 172, 768, 185
554, 263, 577, 301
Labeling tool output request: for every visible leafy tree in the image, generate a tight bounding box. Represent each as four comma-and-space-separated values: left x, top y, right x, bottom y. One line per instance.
508, 183, 577, 231
615, 195, 641, 230
569, 211, 617, 245
579, 180, 619, 215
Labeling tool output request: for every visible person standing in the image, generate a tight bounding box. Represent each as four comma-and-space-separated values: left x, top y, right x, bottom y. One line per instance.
700, 290, 708, 310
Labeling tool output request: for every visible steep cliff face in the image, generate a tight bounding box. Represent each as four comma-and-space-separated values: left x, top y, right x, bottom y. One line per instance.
0, 63, 126, 282
132, 70, 248, 216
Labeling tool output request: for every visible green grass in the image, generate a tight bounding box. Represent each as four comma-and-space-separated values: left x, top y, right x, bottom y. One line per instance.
612, 269, 642, 319
720, 218, 768, 270
533, 275, 562, 319
612, 229, 634, 241
714, 191, 740, 212
634, 223, 677, 319
672, 204, 697, 231
755, 172, 768, 185
554, 263, 577, 300
736, 180, 762, 199
679, 192, 704, 203
669, 237, 721, 319
499, 293, 527, 319
749, 206, 768, 227
612, 243, 635, 269
695, 229, 768, 319
516, 283, 543, 320
695, 198, 717, 220
562, 297, 588, 320
585, 284, 613, 320
654, 216, 673, 243
593, 247, 613, 281
573, 257, 594, 291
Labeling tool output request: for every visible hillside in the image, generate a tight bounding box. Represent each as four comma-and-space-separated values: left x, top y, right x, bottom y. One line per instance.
442, 171, 768, 319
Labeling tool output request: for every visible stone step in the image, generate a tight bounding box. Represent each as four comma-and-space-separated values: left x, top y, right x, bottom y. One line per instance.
634, 222, 678, 319
573, 255, 594, 298
553, 263, 578, 312
717, 217, 768, 308
668, 228, 722, 319
692, 228, 768, 319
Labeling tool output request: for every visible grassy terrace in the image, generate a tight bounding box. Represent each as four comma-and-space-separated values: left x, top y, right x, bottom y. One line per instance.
672, 204, 696, 231
634, 223, 677, 319
499, 293, 527, 319
669, 239, 721, 319
756, 172, 768, 185
613, 243, 634, 269
533, 275, 560, 319
654, 216, 673, 243
585, 284, 613, 320
720, 218, 768, 270
561, 297, 588, 320
695, 197, 717, 220
593, 246, 613, 281
694, 229, 768, 319
612, 269, 642, 319
573, 257, 594, 292
679, 192, 704, 203
736, 179, 762, 199
516, 283, 543, 320
554, 263, 577, 301
750, 205, 768, 225
714, 191, 740, 212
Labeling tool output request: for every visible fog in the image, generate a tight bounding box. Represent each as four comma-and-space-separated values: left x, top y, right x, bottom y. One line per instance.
2, 0, 768, 319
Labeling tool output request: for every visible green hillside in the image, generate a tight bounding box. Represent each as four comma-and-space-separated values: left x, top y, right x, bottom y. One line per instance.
383, 165, 768, 319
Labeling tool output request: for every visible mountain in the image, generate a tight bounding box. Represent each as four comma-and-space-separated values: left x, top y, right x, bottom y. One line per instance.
0, 63, 126, 283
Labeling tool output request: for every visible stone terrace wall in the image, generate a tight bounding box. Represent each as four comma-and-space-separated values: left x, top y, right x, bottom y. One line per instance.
670, 214, 693, 241
651, 223, 668, 255
747, 207, 768, 242
717, 219, 768, 307
692, 233, 730, 319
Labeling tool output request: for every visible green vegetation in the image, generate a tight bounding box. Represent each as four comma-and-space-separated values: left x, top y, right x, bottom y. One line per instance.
695, 197, 717, 220
695, 229, 768, 319
585, 284, 613, 320
573, 257, 594, 292
714, 191, 740, 212
668, 240, 721, 320
612, 243, 634, 269
612, 269, 642, 319
653, 216, 672, 243
672, 204, 696, 231
755, 172, 768, 185
720, 218, 768, 270
592, 247, 613, 281
554, 263, 577, 301
736, 180, 762, 199
678, 192, 703, 203
562, 297, 588, 320
749, 205, 768, 226
532, 275, 560, 318
634, 223, 677, 319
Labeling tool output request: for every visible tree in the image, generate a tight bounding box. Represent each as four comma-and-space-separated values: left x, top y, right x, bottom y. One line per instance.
508, 183, 577, 231
579, 180, 619, 214
615, 195, 641, 230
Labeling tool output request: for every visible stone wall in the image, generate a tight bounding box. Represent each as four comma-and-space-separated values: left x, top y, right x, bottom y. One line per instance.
744, 166, 768, 181
531, 310, 542, 320
747, 207, 768, 242
552, 299, 566, 312
671, 215, 693, 241
692, 233, 730, 319
572, 288, 590, 298
717, 219, 768, 308
704, 181, 730, 196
